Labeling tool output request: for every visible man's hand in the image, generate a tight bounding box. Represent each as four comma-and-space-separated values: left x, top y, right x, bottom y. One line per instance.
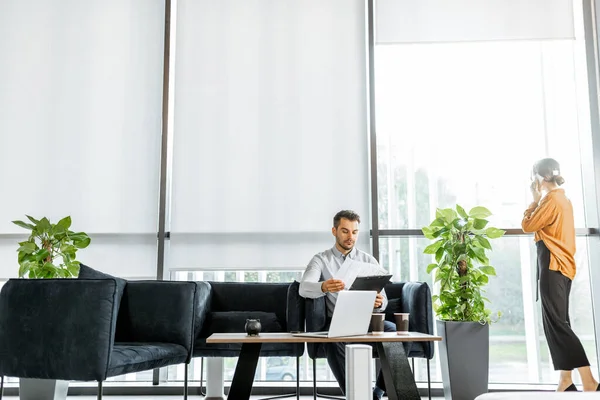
321, 279, 345, 293
374, 293, 384, 308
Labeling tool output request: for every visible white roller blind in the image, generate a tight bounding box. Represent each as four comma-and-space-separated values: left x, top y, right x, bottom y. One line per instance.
0, 0, 165, 279
376, 0, 575, 44
169, 0, 371, 270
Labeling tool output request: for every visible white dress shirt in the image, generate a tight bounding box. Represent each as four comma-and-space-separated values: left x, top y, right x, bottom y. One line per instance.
299, 246, 389, 317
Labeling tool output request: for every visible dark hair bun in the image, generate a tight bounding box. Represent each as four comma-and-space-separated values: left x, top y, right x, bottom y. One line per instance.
555, 176, 565, 185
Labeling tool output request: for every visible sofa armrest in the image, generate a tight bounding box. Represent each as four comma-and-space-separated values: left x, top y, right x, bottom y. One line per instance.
0, 279, 118, 381
193, 281, 211, 339
305, 296, 327, 332
401, 282, 434, 359
286, 281, 305, 332
116, 281, 197, 362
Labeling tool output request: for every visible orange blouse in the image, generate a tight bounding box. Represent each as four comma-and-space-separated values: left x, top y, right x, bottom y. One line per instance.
521, 189, 576, 280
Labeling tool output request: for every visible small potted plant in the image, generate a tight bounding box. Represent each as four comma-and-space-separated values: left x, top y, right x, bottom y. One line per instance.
13, 215, 90, 278
422, 205, 504, 400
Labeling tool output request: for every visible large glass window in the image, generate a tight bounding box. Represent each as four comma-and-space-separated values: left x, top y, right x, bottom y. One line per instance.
374, 0, 597, 385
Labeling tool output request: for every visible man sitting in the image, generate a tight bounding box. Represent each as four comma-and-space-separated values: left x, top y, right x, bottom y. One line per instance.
299, 210, 394, 400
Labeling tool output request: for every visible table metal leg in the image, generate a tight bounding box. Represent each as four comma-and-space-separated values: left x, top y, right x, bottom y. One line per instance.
227, 343, 262, 400
376, 342, 420, 400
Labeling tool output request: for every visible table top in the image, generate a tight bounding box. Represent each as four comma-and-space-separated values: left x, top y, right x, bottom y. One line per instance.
206, 332, 442, 344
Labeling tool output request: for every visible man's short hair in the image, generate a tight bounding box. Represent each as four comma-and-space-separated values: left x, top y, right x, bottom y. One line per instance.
333, 210, 361, 228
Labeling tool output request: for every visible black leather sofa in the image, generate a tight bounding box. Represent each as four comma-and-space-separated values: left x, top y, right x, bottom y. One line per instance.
0, 266, 205, 400
193, 281, 305, 399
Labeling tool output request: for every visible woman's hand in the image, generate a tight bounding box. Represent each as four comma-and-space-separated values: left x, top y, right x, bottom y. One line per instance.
530, 180, 542, 204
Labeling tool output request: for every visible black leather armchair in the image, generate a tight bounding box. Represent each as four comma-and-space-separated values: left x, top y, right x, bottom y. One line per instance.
305, 281, 434, 400
194, 281, 305, 399
0, 277, 202, 400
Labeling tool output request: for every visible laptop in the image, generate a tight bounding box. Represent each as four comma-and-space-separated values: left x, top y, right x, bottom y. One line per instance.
292, 290, 377, 338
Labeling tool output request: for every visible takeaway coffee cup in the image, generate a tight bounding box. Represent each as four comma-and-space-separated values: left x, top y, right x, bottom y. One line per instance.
394, 313, 409, 334
370, 313, 385, 334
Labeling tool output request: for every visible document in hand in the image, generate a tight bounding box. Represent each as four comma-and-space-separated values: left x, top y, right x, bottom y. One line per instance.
334, 260, 383, 289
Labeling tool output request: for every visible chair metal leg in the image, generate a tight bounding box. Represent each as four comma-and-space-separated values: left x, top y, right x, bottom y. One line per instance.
313, 358, 317, 400
427, 358, 431, 400
312, 357, 344, 400
184, 363, 189, 400
1, 375, 4, 400
411, 358, 415, 377
199, 357, 206, 396
97, 381, 103, 400
296, 356, 300, 400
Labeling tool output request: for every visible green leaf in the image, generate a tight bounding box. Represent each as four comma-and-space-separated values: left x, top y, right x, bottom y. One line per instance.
424, 240, 443, 254
434, 269, 444, 283
456, 205, 468, 219
473, 218, 489, 230
440, 208, 458, 224
469, 206, 492, 219
25, 215, 40, 225
74, 237, 91, 249
56, 216, 72, 231
476, 236, 492, 250
485, 227, 505, 239
430, 218, 446, 227
12, 220, 35, 231
18, 261, 35, 278
35, 249, 49, 262
17, 242, 37, 254
435, 247, 445, 263
37, 217, 52, 233
426, 263, 438, 274
422, 226, 435, 239
432, 227, 449, 238
67, 261, 80, 277
60, 244, 77, 254
480, 266, 497, 276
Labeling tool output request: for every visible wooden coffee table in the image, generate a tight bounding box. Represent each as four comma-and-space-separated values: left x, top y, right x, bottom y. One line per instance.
207, 332, 441, 400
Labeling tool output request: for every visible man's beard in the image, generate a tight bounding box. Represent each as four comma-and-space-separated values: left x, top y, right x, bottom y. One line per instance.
337, 238, 354, 251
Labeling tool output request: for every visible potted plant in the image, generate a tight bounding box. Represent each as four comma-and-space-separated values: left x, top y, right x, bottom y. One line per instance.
12, 215, 91, 400
422, 205, 504, 400
13, 215, 90, 278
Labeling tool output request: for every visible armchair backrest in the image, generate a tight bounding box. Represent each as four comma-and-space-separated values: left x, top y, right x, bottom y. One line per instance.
0, 279, 119, 381
384, 281, 434, 359
207, 282, 290, 330
286, 281, 305, 333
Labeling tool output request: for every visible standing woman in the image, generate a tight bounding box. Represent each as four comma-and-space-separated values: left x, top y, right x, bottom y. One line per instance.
522, 158, 599, 392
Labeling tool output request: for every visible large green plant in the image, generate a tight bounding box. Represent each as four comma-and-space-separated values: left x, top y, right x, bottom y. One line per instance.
422, 205, 505, 324
12, 215, 91, 278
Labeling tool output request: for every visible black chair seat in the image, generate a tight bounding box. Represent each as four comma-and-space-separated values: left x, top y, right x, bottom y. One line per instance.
108, 343, 188, 377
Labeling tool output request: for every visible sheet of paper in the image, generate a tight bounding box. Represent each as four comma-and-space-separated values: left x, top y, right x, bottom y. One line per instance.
334, 260, 382, 289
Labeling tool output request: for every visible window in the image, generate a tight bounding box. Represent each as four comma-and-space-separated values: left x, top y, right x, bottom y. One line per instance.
374, 3, 598, 383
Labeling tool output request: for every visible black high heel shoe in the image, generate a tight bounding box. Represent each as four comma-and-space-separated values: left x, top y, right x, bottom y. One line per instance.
565, 383, 578, 391
595, 383, 600, 391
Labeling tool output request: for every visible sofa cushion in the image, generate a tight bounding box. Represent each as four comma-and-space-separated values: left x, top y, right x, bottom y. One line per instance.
107, 343, 187, 377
